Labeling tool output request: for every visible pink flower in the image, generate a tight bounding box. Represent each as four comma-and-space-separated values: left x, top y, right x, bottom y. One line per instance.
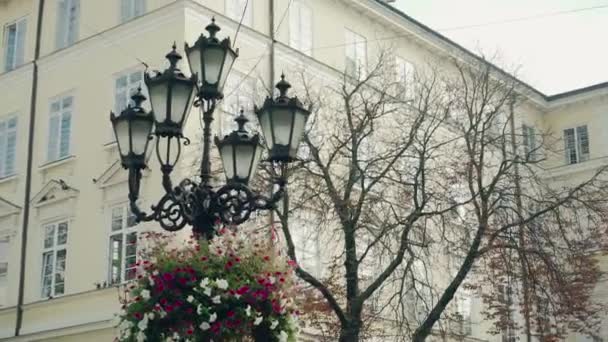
225, 261, 234, 269
134, 312, 143, 320
236, 285, 250, 295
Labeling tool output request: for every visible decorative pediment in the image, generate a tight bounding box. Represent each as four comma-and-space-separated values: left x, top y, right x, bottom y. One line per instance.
0, 197, 20, 217
32, 179, 79, 207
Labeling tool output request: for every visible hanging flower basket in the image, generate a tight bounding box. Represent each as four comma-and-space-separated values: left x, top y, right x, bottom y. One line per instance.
115, 228, 301, 342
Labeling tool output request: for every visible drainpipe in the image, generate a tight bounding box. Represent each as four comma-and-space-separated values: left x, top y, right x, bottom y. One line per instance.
15, 0, 45, 336
269, 0, 275, 85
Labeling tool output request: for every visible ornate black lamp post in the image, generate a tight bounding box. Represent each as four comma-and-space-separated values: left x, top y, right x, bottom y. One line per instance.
109, 19, 309, 239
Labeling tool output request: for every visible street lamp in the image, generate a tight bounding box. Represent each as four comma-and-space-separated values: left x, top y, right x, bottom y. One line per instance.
109, 18, 309, 239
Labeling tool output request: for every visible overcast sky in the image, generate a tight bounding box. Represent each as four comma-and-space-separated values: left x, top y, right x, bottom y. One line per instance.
393, 0, 608, 95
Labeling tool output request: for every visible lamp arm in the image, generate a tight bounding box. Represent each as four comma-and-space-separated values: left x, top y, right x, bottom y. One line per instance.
128, 167, 155, 222
253, 177, 286, 210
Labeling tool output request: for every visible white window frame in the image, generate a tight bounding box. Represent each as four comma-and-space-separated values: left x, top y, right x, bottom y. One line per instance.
0, 236, 8, 307
47, 94, 74, 162
563, 125, 589, 165
120, 0, 146, 23
3, 17, 27, 72
108, 205, 138, 284
395, 56, 414, 98
56, 0, 80, 49
41, 220, 68, 298
344, 29, 367, 79
221, 72, 257, 135
113, 68, 147, 114
289, 0, 313, 55
225, 0, 253, 26
0, 114, 17, 178
522, 124, 537, 161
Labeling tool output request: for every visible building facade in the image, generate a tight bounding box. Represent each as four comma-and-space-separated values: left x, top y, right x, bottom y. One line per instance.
0, 0, 606, 340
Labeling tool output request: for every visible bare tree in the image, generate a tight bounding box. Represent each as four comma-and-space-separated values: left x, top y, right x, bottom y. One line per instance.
264, 51, 608, 341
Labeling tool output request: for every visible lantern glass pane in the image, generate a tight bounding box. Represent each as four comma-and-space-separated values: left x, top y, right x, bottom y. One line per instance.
157, 136, 181, 166
187, 48, 202, 80
114, 119, 130, 157
202, 47, 225, 84
131, 118, 153, 155
289, 109, 308, 156
148, 82, 168, 124
271, 108, 294, 146
220, 144, 235, 180
250, 144, 263, 181
218, 50, 236, 92
258, 109, 274, 148
170, 81, 194, 126
235, 144, 255, 180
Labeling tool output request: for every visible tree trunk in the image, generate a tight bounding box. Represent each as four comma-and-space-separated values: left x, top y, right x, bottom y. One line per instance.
339, 320, 361, 342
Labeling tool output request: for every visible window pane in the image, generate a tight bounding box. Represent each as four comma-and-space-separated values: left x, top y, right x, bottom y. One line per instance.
125, 232, 137, 280
126, 207, 137, 228
47, 115, 60, 161
57, 222, 68, 245
44, 225, 55, 248
4, 24, 17, 71
62, 96, 73, 109
577, 125, 590, 161
111, 207, 123, 231
563, 128, 576, 164
109, 234, 123, 284
54, 249, 66, 295
59, 112, 71, 158
41, 252, 54, 297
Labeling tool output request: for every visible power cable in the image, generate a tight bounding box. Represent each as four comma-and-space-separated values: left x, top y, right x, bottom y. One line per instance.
232, 0, 250, 47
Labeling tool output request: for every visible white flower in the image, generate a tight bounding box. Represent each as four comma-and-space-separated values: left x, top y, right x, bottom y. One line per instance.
270, 320, 279, 330
136, 331, 146, 342
140, 289, 151, 300
200, 322, 211, 331
172, 332, 180, 340
187, 295, 195, 303
152, 270, 159, 276
209, 312, 217, 323
215, 279, 229, 290
253, 316, 263, 326
137, 316, 149, 331
196, 304, 203, 315
147, 312, 155, 321
212, 295, 221, 304
159, 310, 167, 319
245, 305, 252, 317
200, 277, 210, 288
119, 320, 133, 331
148, 277, 155, 286
268, 276, 276, 284
111, 314, 122, 327
204, 287, 212, 297
278, 331, 289, 342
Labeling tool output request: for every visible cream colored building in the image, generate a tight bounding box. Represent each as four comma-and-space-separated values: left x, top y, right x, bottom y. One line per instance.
0, 0, 606, 341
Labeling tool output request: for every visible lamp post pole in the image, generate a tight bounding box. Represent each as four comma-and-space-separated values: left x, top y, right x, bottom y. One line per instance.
109, 18, 310, 239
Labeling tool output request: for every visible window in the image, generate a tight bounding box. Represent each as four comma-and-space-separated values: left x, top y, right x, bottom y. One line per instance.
41, 221, 68, 297
563, 125, 589, 165
3, 18, 27, 72
225, 0, 252, 26
47, 96, 73, 162
345, 29, 366, 79
455, 291, 472, 335
120, 0, 146, 23
108, 205, 138, 284
522, 124, 537, 161
0, 115, 17, 178
222, 73, 256, 135
289, 0, 312, 55
114, 70, 145, 114
56, 0, 79, 49
395, 56, 414, 98
0, 237, 8, 306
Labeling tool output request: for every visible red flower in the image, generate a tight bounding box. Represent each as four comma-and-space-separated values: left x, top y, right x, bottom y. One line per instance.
236, 285, 250, 295
186, 328, 194, 335
279, 277, 285, 283
200, 256, 208, 261
178, 278, 187, 285
225, 261, 234, 269
162, 273, 173, 282
234, 257, 241, 263
160, 298, 168, 305
211, 322, 221, 333
165, 305, 173, 312
134, 312, 143, 320
263, 256, 270, 261
227, 310, 235, 318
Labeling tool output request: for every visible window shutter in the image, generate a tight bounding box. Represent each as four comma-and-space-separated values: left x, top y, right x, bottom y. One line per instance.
576, 125, 589, 161
67, 0, 80, 45
48, 114, 60, 161
300, 4, 313, 55
0, 122, 5, 176
5, 119, 16, 176
15, 19, 27, 67
289, 2, 300, 49
56, 0, 68, 48
563, 128, 576, 164
134, 0, 145, 17
121, 0, 131, 22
